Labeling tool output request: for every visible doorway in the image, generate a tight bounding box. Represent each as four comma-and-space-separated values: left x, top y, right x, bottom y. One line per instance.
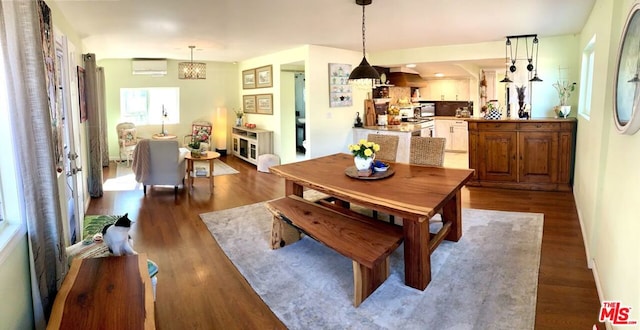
295, 72, 306, 159
55, 29, 85, 246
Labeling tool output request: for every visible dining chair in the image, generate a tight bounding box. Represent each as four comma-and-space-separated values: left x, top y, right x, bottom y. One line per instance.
410, 136, 447, 227
365, 134, 399, 223
366, 134, 399, 162
409, 136, 446, 166
183, 120, 213, 151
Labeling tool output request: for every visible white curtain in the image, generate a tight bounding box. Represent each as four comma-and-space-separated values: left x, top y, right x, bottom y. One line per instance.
0, 1, 67, 328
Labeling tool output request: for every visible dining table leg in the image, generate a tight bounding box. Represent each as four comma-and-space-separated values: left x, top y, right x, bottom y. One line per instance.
285, 180, 304, 197
443, 189, 462, 242
402, 217, 431, 290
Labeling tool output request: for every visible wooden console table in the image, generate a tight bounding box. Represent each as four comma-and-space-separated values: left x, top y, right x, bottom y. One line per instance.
47, 254, 155, 329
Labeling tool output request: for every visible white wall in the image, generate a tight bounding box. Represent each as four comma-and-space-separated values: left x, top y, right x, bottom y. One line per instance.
239, 45, 364, 164
575, 0, 640, 322
98, 59, 239, 157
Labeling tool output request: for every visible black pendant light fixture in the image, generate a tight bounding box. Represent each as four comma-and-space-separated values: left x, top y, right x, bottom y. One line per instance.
348, 0, 380, 88
500, 38, 513, 83
529, 36, 543, 82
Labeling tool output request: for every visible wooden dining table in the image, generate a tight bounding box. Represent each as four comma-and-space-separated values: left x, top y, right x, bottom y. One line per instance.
269, 153, 474, 291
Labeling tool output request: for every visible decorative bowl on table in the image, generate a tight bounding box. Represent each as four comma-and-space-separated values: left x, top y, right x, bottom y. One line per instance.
373, 160, 389, 172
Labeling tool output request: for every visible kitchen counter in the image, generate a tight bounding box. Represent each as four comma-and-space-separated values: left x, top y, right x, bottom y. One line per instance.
357, 119, 434, 133
354, 121, 434, 163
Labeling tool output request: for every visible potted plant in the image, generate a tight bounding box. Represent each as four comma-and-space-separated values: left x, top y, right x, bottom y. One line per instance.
553, 81, 576, 118
348, 139, 380, 171
188, 137, 202, 158
234, 108, 244, 127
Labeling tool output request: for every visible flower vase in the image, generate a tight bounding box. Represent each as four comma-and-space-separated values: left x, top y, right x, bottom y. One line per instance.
354, 155, 375, 171
236, 117, 243, 127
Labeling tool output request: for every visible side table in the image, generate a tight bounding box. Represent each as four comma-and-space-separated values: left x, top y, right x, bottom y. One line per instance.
185, 151, 221, 193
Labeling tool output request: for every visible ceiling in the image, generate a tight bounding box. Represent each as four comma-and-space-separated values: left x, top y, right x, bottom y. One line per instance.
50, 0, 595, 78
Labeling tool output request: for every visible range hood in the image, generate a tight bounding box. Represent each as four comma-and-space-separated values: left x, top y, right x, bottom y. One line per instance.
387, 72, 427, 87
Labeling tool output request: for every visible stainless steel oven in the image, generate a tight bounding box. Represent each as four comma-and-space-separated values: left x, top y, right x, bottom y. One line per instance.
418, 102, 435, 117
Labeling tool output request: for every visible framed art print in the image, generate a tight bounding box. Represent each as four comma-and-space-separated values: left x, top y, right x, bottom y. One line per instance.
256, 65, 273, 88
328, 63, 352, 107
243, 95, 257, 113
242, 69, 256, 89
256, 94, 273, 115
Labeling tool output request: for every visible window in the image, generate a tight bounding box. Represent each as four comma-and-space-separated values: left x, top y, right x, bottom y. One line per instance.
579, 35, 596, 119
0, 38, 25, 265
120, 87, 180, 126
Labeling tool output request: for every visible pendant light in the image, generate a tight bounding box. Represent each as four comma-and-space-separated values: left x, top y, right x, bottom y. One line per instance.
348, 0, 380, 89
529, 36, 543, 82
500, 38, 513, 83
178, 45, 206, 80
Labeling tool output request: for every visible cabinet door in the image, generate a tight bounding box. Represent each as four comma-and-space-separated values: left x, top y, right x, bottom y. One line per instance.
478, 131, 517, 182
249, 142, 258, 161
434, 120, 452, 150
451, 122, 468, 152
232, 136, 239, 155
518, 132, 558, 183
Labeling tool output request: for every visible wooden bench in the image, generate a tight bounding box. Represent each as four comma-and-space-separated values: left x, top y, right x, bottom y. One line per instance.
265, 195, 404, 307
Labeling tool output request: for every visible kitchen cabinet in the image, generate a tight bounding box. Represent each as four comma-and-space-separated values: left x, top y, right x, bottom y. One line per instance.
231, 127, 273, 165
435, 119, 468, 152
467, 119, 576, 191
425, 79, 470, 101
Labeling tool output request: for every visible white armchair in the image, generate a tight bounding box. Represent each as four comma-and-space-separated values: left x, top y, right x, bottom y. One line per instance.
132, 139, 189, 196
183, 120, 213, 151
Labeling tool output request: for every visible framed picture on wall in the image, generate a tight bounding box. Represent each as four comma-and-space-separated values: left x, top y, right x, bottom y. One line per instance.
256, 65, 273, 88
328, 63, 352, 107
242, 69, 256, 89
243, 95, 257, 113
77, 66, 87, 122
256, 94, 273, 115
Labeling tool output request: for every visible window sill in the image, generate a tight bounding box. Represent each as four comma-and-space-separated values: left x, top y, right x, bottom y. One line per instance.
0, 223, 26, 266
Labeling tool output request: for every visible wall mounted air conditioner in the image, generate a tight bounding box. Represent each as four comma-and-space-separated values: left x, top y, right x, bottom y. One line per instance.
131, 59, 167, 76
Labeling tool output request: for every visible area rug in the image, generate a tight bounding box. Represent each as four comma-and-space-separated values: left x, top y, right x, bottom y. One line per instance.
199, 200, 544, 330
104, 159, 239, 191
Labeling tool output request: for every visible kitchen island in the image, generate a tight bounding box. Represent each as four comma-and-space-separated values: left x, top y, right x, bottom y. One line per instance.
353, 121, 432, 163
466, 117, 577, 191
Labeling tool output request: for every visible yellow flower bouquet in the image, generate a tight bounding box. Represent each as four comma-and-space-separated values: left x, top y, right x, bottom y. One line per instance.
349, 139, 380, 158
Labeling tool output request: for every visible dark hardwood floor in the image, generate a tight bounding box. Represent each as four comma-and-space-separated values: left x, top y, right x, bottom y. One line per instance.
88, 155, 603, 329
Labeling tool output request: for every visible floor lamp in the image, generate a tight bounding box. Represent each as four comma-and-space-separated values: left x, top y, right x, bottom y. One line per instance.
215, 107, 227, 155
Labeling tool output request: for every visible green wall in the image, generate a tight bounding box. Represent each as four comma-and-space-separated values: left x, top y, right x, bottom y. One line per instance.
574, 0, 640, 322
0, 234, 33, 330
98, 59, 239, 157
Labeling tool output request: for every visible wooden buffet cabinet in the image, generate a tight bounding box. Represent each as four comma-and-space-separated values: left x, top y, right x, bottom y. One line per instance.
467, 118, 576, 191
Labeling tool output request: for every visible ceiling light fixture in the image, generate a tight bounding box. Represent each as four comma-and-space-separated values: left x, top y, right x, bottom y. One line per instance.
348, 0, 380, 89
406, 63, 417, 68
178, 45, 206, 80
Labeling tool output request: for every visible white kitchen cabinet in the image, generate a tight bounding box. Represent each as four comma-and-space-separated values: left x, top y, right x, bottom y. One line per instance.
353, 128, 416, 163
425, 79, 470, 101
231, 127, 273, 165
434, 119, 468, 152
420, 79, 470, 101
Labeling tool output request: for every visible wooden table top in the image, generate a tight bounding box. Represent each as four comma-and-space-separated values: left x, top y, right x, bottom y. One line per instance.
47, 254, 155, 330
185, 151, 220, 161
269, 153, 474, 220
